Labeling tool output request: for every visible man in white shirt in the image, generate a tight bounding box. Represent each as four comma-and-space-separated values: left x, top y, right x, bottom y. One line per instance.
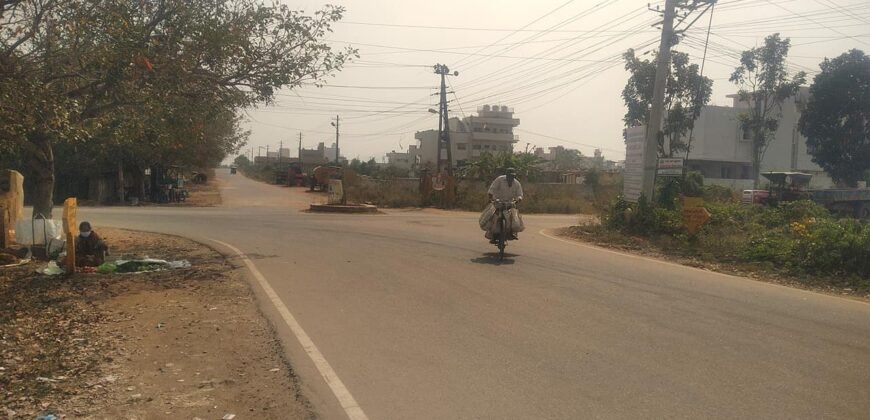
486, 168, 524, 243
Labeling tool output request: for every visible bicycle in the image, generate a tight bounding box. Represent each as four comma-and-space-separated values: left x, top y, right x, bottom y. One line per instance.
491, 199, 518, 261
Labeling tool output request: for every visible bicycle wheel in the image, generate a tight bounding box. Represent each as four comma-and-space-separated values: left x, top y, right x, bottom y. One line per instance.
498, 216, 507, 261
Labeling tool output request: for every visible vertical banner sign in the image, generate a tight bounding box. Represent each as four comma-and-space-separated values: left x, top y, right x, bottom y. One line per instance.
623, 126, 647, 203
63, 197, 77, 273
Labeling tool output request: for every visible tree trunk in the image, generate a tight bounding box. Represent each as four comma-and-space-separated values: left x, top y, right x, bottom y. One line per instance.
137, 167, 146, 201
117, 160, 125, 204
28, 132, 55, 219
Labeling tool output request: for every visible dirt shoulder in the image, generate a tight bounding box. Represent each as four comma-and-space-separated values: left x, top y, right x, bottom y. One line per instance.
555, 225, 870, 302
0, 229, 311, 419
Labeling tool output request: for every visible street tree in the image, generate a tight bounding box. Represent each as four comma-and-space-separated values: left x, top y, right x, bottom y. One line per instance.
622, 49, 713, 158
465, 152, 543, 181
799, 49, 870, 187
550, 146, 585, 171
730, 33, 807, 187
234, 154, 251, 168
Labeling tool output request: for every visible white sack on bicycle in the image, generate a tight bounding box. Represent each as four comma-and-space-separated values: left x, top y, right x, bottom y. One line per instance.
479, 203, 496, 231
510, 208, 525, 232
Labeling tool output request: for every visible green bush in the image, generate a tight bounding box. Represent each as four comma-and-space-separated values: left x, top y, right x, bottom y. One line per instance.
597, 191, 870, 284
793, 219, 870, 277
754, 200, 831, 228
703, 185, 739, 203
603, 197, 683, 236
704, 201, 752, 229
741, 233, 794, 265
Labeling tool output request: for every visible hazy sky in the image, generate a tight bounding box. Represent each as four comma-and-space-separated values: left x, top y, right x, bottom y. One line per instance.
240, 0, 870, 163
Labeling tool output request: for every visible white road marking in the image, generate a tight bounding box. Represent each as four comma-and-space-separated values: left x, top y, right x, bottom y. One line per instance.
209, 238, 369, 420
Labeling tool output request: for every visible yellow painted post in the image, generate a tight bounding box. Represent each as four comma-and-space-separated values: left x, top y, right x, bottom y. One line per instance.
63, 198, 78, 273
682, 197, 710, 235
0, 206, 8, 249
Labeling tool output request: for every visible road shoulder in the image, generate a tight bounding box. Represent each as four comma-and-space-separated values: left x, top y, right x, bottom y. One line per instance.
0, 228, 312, 419
545, 226, 870, 302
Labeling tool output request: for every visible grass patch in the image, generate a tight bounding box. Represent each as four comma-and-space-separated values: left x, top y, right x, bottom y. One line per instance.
564, 198, 870, 297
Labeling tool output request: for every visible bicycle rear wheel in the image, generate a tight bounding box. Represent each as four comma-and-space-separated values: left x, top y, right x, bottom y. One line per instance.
498, 217, 506, 261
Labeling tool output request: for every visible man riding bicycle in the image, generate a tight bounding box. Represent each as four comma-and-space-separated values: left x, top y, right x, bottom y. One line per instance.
485, 168, 523, 244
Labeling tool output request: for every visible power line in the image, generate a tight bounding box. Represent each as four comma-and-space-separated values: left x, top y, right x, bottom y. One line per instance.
335, 41, 632, 63
459, 0, 618, 72
516, 128, 624, 154
455, 7, 652, 94
316, 84, 436, 90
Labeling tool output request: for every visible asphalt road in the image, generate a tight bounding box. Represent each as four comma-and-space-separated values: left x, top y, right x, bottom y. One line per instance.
82, 169, 870, 420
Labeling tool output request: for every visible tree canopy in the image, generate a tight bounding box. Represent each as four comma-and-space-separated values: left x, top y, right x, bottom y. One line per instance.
622, 48, 713, 158
730, 33, 806, 187
0, 0, 355, 216
799, 49, 870, 187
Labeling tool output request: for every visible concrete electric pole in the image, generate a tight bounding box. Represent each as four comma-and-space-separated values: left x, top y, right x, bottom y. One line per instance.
434, 64, 458, 176
642, 0, 717, 201
641, 0, 678, 202
331, 116, 340, 164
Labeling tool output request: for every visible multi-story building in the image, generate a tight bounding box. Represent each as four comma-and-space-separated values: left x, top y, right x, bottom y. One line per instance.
414, 105, 520, 169
678, 88, 833, 189
386, 145, 419, 170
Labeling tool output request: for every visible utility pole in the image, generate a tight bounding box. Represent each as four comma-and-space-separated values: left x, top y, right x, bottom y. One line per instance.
641, 0, 678, 202
642, 0, 716, 201
298, 133, 303, 164
434, 64, 458, 175
331, 116, 340, 164
279, 140, 283, 159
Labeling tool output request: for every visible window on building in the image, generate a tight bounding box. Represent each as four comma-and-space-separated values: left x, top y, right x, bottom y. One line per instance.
741, 126, 752, 141
741, 166, 751, 179
483, 144, 491, 150
473, 128, 481, 132
720, 167, 733, 179
457, 143, 467, 150
472, 144, 482, 150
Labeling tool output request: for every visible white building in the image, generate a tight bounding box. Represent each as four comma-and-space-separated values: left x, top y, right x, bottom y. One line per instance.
414, 105, 520, 169
683, 88, 833, 189
386, 145, 419, 170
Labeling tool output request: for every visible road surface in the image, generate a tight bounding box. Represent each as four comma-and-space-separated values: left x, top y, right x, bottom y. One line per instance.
82, 169, 870, 419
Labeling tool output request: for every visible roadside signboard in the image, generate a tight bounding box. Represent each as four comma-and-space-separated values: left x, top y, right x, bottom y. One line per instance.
682, 197, 710, 235
657, 158, 684, 177
327, 180, 344, 205
623, 126, 646, 203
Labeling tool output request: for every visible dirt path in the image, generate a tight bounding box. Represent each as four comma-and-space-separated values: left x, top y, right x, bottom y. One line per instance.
0, 229, 311, 419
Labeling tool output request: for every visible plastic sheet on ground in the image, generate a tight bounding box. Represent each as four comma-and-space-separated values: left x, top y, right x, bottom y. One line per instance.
108, 258, 192, 273
38, 261, 64, 276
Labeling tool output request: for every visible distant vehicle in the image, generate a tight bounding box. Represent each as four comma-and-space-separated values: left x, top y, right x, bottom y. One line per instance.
230, 165, 237, 175
744, 171, 870, 218
274, 163, 306, 187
